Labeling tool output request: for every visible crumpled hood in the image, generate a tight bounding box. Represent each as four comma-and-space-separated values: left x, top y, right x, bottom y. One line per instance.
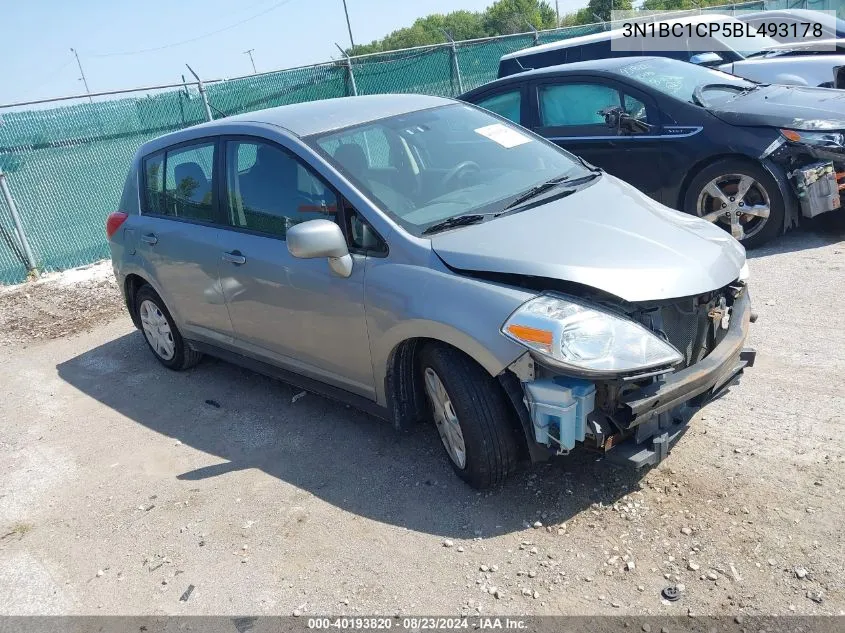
430, 174, 745, 303
709, 84, 845, 130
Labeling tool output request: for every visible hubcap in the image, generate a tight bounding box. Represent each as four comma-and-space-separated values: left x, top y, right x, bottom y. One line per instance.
696, 173, 771, 241
139, 299, 175, 361
423, 367, 467, 470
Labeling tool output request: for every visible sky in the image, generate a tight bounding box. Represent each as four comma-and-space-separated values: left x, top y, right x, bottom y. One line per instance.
1, 0, 585, 106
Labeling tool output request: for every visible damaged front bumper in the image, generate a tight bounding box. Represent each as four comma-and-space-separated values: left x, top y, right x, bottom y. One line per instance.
767, 139, 845, 219
610, 290, 755, 467
502, 290, 756, 468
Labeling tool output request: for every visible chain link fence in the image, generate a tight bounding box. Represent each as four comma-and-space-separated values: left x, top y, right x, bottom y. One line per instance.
0, 0, 828, 283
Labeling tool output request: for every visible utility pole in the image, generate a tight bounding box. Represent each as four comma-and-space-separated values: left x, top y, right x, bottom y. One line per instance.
555, 0, 560, 26
243, 49, 257, 74
70, 48, 92, 103
342, 0, 355, 50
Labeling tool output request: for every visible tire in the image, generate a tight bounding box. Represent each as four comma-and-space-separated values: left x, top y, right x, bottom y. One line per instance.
683, 158, 785, 249
419, 344, 519, 489
135, 285, 202, 371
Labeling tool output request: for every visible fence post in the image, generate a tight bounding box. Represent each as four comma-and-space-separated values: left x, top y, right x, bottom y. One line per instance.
442, 32, 464, 96
335, 44, 359, 96
186, 64, 214, 122
0, 169, 38, 274
524, 20, 540, 46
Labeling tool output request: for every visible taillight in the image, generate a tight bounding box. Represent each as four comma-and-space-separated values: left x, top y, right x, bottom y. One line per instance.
106, 211, 129, 239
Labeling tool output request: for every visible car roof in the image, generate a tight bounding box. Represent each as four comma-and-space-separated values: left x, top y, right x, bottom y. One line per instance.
461, 56, 665, 96
172, 93, 454, 139
736, 8, 842, 25
500, 13, 736, 60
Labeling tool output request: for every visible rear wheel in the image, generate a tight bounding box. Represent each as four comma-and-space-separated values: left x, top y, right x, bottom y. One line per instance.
135, 285, 202, 370
684, 158, 785, 248
419, 344, 519, 489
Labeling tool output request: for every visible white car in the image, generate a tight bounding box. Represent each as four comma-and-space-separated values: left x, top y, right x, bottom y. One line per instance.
736, 9, 845, 43
498, 14, 845, 88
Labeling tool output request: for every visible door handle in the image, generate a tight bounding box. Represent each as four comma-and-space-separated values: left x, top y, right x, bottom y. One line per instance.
222, 251, 246, 265
141, 233, 158, 245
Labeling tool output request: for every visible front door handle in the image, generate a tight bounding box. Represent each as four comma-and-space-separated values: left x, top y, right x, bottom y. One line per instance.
222, 251, 246, 265
141, 233, 158, 245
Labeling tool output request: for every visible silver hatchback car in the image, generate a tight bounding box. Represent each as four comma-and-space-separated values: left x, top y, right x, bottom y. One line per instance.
108, 94, 755, 488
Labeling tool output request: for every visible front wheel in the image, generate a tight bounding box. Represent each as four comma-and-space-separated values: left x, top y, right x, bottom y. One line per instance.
419, 344, 519, 489
684, 158, 785, 248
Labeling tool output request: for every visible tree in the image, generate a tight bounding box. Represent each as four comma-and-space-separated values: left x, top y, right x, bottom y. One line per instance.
482, 0, 558, 34
349, 10, 486, 55
347, 0, 558, 55
586, 0, 633, 23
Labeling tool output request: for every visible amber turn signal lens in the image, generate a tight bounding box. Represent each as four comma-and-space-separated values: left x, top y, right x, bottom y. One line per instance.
505, 324, 553, 346
780, 129, 802, 142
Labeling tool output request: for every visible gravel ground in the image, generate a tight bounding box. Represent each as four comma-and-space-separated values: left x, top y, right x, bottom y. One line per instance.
0, 226, 843, 617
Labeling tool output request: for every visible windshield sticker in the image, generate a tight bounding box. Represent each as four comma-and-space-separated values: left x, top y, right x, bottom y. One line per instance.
474, 124, 531, 148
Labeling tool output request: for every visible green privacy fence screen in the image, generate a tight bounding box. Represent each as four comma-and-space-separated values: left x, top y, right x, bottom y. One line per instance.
0, 0, 834, 283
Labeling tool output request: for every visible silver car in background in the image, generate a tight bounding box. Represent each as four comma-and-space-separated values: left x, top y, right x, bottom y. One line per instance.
107, 94, 755, 488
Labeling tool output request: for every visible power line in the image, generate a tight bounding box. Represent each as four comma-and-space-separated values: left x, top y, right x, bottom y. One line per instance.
91, 0, 298, 58
16, 60, 74, 100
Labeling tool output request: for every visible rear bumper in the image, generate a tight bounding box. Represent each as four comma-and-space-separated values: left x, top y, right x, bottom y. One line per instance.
609, 290, 755, 467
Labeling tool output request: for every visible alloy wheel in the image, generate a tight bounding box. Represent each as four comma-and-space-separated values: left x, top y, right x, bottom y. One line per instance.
695, 173, 771, 241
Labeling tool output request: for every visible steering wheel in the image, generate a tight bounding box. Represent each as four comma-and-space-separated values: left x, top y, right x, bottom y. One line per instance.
440, 161, 481, 189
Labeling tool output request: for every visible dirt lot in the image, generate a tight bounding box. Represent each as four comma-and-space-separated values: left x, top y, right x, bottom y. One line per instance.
0, 227, 843, 617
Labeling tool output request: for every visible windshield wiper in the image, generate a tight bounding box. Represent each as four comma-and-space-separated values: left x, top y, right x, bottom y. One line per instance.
422, 214, 488, 235
500, 173, 598, 213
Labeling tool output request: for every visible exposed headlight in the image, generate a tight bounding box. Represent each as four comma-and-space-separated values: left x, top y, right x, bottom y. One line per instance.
501, 294, 683, 376
780, 129, 844, 148
739, 261, 750, 282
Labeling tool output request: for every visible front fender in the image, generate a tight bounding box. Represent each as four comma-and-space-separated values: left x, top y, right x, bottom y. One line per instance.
364, 258, 534, 406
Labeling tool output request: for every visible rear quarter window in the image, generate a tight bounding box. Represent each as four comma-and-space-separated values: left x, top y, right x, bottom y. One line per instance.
143, 152, 165, 214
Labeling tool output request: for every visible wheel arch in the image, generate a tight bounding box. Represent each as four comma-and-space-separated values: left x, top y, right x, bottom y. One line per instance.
384, 334, 532, 460
677, 153, 796, 234
123, 272, 152, 329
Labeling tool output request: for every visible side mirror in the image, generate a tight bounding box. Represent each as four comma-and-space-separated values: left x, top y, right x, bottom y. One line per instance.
287, 219, 353, 278
690, 52, 723, 66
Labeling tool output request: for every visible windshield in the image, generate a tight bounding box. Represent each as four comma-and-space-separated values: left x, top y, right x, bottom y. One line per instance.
712, 22, 780, 57
308, 104, 589, 236
618, 57, 757, 106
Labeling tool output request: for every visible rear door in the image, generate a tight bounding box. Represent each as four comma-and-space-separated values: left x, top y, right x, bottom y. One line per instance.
216, 137, 374, 398
134, 139, 233, 345
528, 77, 667, 201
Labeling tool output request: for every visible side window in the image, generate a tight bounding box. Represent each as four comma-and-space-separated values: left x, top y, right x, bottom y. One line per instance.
623, 94, 648, 121
474, 90, 522, 124
345, 205, 388, 255
162, 142, 216, 222
143, 152, 165, 215
225, 140, 338, 239
578, 40, 611, 61
539, 83, 621, 128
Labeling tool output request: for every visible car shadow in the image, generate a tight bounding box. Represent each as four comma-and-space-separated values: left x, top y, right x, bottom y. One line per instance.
56, 332, 647, 539
747, 219, 845, 259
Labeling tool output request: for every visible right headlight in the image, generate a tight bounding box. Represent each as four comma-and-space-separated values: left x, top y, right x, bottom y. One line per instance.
502, 294, 683, 376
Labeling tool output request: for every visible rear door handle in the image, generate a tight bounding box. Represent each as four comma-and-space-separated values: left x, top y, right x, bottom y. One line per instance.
222, 251, 246, 265
141, 233, 158, 245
